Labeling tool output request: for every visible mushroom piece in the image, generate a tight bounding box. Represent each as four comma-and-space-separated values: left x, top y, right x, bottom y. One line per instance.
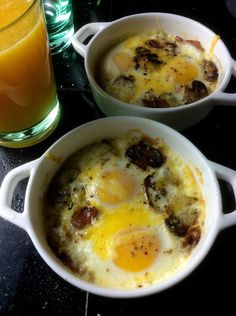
203, 60, 218, 82
142, 95, 169, 108
126, 140, 165, 170
72, 206, 99, 229
183, 80, 208, 104
133, 46, 162, 70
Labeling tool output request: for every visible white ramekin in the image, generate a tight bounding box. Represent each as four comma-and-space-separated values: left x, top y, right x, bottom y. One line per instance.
0, 116, 236, 298
72, 12, 236, 130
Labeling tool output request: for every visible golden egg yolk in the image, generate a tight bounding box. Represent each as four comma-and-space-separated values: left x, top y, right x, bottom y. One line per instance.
112, 53, 134, 72
113, 230, 160, 272
96, 170, 136, 205
86, 205, 162, 261
172, 58, 198, 85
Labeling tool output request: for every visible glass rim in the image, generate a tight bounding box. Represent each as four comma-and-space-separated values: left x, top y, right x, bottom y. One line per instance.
0, 0, 38, 33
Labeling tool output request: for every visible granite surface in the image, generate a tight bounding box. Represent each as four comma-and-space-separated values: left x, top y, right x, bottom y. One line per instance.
1, 0, 236, 314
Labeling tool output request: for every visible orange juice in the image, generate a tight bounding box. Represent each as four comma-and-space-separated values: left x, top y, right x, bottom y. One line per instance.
0, 0, 59, 142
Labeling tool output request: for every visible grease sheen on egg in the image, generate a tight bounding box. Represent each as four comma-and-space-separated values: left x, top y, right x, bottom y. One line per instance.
44, 130, 205, 289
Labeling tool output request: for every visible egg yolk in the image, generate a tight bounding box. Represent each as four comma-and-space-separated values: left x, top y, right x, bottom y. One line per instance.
171, 58, 198, 85
113, 230, 160, 272
96, 169, 136, 205
86, 205, 162, 260
112, 53, 134, 72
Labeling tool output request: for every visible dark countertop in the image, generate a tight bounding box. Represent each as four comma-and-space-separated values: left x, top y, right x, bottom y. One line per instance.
1, 0, 236, 314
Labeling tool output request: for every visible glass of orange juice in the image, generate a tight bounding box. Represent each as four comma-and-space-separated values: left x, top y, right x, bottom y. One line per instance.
0, 0, 60, 148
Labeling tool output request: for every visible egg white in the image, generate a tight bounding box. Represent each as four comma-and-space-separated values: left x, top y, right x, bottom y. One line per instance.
66, 223, 187, 289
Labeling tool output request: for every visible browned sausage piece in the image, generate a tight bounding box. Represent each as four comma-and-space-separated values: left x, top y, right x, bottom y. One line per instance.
134, 47, 162, 70
142, 95, 169, 108
143, 174, 155, 207
186, 39, 204, 51
126, 140, 165, 170
72, 206, 99, 229
145, 39, 164, 49
184, 80, 208, 104
203, 60, 219, 82
165, 212, 189, 237
183, 226, 201, 247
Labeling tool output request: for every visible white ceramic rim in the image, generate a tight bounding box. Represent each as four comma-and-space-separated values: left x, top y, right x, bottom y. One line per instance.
81, 12, 234, 113
1, 117, 236, 298
26, 117, 221, 298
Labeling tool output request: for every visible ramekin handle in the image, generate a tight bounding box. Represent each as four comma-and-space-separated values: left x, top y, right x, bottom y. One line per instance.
72, 22, 109, 58
0, 160, 38, 230
209, 161, 236, 230
212, 59, 236, 105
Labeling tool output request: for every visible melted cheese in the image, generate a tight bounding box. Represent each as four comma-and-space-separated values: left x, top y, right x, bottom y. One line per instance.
209, 35, 220, 55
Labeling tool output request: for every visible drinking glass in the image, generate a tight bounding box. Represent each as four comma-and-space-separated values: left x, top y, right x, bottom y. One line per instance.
43, 0, 75, 55
0, 0, 60, 148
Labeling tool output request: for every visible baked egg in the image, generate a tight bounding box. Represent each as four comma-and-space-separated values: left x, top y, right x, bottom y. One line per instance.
97, 30, 219, 108
44, 130, 205, 289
